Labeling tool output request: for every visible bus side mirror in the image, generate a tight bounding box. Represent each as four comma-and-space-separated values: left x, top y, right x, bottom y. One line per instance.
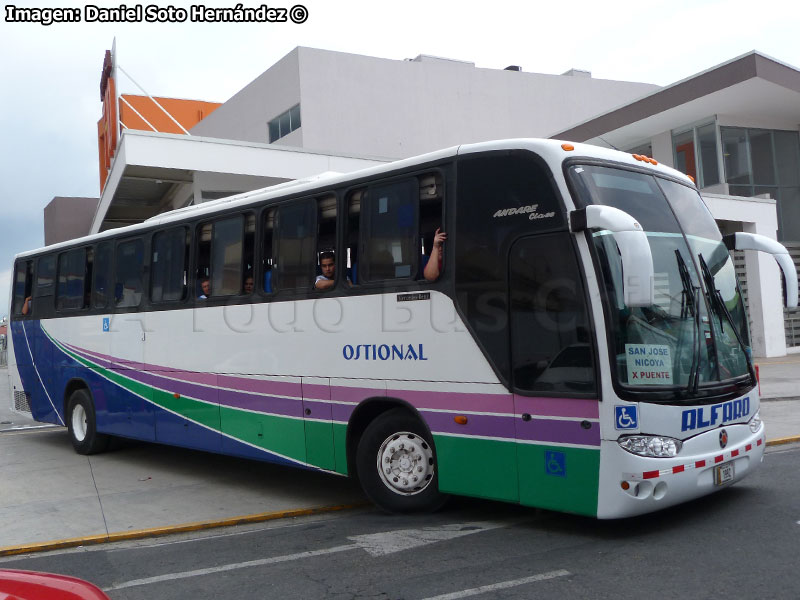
570, 205, 655, 308
723, 232, 798, 308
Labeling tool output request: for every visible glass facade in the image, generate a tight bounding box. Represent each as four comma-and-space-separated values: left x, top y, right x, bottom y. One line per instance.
671, 122, 720, 189
721, 127, 800, 241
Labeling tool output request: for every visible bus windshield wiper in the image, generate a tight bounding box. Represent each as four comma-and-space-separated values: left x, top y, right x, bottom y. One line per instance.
675, 250, 701, 394
698, 254, 756, 386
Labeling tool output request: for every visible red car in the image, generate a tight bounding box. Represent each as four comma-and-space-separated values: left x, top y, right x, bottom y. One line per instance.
0, 569, 109, 600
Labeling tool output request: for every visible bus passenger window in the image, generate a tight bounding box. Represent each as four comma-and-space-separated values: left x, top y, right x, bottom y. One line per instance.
13, 260, 33, 316
262, 209, 275, 293
151, 228, 189, 302
419, 173, 444, 281
93, 242, 113, 309
212, 216, 243, 296
361, 179, 417, 283
35, 255, 56, 315
243, 214, 255, 295
346, 191, 362, 285
314, 195, 339, 291
115, 239, 144, 308
56, 248, 87, 311
274, 199, 315, 291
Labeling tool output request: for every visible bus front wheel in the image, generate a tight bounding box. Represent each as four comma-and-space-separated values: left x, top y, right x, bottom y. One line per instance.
67, 389, 109, 455
356, 408, 448, 513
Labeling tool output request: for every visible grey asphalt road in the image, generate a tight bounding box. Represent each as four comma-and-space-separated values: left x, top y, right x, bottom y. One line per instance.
2, 443, 798, 600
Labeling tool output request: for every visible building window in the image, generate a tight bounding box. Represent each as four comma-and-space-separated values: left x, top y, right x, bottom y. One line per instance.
672, 122, 720, 188
721, 127, 800, 241
268, 104, 301, 143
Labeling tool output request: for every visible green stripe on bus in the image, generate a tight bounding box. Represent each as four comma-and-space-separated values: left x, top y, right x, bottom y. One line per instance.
516, 444, 600, 517
219, 405, 307, 463
434, 435, 520, 503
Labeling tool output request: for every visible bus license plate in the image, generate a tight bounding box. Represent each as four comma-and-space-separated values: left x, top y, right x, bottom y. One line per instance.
714, 462, 734, 485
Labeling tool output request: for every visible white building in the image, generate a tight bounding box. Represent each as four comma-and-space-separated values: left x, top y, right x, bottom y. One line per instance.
73, 46, 800, 356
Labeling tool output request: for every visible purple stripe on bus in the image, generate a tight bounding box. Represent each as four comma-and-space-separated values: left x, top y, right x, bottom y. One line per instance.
66, 341, 302, 396
331, 386, 386, 403
331, 403, 356, 422
386, 388, 514, 414
217, 374, 301, 397
218, 388, 303, 417
302, 383, 330, 400
516, 418, 601, 446
422, 411, 515, 439
514, 395, 600, 419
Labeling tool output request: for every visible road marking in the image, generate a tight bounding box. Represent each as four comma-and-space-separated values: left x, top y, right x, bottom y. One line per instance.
348, 521, 510, 557
420, 570, 571, 600
104, 544, 359, 591
104, 520, 514, 591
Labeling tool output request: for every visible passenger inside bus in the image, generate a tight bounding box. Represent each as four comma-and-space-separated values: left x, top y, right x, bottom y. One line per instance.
422, 227, 447, 281
198, 278, 211, 299
315, 251, 351, 290
243, 274, 254, 295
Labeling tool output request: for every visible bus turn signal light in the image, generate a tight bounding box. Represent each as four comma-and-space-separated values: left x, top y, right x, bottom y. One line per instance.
561, 143, 575, 151
454, 415, 468, 425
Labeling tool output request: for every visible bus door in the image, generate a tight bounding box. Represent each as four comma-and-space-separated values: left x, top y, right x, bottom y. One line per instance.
509, 233, 601, 516
302, 377, 335, 471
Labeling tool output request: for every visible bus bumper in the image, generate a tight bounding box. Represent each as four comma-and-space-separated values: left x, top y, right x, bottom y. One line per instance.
596, 421, 766, 519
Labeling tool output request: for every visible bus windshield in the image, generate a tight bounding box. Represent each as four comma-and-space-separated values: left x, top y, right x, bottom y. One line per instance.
568, 164, 752, 400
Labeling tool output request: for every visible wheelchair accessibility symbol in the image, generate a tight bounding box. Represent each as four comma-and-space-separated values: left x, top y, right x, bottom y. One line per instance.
545, 451, 566, 477
102, 318, 110, 332
615, 405, 638, 430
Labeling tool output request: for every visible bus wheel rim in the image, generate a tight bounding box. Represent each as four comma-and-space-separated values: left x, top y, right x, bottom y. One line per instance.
376, 431, 434, 496
72, 404, 88, 442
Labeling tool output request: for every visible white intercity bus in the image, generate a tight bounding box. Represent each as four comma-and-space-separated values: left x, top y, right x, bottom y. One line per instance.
8, 139, 798, 518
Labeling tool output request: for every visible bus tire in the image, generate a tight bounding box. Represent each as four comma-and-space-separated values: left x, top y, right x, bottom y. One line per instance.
356, 408, 448, 513
67, 389, 109, 455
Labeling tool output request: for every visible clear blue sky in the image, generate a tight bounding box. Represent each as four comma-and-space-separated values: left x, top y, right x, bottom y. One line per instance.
1, 0, 798, 316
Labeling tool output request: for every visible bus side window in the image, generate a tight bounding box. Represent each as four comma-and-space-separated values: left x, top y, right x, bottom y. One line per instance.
196, 223, 212, 297
346, 190, 362, 285
419, 173, 444, 280
262, 209, 275, 293
94, 242, 113, 309
12, 260, 33, 317
361, 179, 417, 283
35, 255, 56, 315
56, 248, 87, 311
243, 214, 255, 295
151, 227, 190, 303
274, 199, 316, 291
115, 239, 144, 308
315, 194, 338, 290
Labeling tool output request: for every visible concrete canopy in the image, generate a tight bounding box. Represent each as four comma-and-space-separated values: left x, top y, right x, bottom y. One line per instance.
552, 51, 800, 149
91, 129, 388, 233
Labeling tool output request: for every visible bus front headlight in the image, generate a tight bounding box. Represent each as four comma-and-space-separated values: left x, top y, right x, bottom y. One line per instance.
618, 435, 683, 458
749, 411, 762, 433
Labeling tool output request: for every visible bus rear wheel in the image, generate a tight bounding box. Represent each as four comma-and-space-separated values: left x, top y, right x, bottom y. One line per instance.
356, 408, 448, 513
67, 389, 109, 455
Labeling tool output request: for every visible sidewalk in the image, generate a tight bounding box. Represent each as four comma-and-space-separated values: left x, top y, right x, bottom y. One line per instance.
1, 357, 798, 555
